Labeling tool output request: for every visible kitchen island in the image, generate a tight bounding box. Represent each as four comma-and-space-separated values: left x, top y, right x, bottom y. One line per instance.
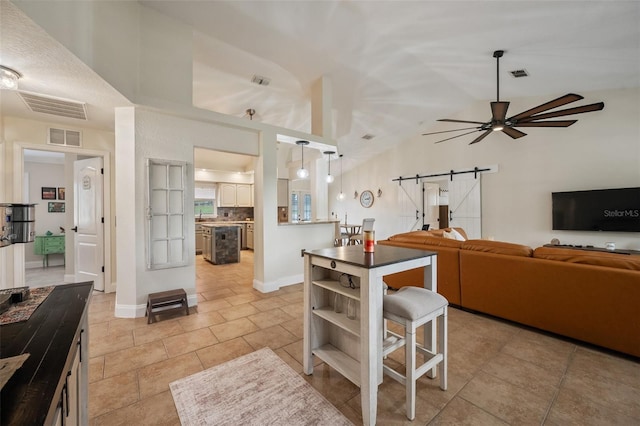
201, 223, 241, 264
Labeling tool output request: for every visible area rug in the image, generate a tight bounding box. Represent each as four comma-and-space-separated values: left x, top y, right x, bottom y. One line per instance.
170, 347, 353, 426
0, 286, 54, 325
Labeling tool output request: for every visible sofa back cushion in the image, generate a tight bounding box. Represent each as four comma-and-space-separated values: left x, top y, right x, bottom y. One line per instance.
426, 227, 468, 240
533, 247, 640, 271
462, 240, 533, 257
386, 231, 464, 248
387, 231, 431, 244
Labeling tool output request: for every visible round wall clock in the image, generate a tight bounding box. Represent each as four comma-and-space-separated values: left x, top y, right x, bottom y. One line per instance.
360, 190, 374, 208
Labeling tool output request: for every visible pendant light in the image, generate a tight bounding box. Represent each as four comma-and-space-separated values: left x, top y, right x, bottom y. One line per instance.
337, 154, 346, 200
296, 140, 310, 179
324, 150, 335, 183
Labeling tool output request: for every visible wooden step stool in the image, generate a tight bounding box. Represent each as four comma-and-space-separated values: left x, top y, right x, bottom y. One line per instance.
146, 289, 189, 324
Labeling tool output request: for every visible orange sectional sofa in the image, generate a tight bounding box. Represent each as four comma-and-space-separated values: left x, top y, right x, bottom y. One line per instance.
379, 229, 640, 358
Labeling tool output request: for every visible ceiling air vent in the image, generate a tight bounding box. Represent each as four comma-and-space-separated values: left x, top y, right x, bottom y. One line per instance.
361, 134, 375, 140
509, 69, 529, 78
251, 74, 271, 86
18, 91, 87, 120
48, 127, 82, 147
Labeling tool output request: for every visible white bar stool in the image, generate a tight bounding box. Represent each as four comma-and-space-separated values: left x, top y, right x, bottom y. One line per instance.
382, 286, 448, 420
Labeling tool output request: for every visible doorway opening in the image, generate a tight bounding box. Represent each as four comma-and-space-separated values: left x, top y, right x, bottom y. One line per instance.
193, 147, 256, 290
14, 143, 111, 292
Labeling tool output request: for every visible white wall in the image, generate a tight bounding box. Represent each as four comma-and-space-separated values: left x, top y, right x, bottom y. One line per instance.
329, 88, 640, 250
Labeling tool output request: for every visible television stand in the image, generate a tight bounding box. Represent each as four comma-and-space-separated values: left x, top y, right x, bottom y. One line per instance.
544, 244, 640, 256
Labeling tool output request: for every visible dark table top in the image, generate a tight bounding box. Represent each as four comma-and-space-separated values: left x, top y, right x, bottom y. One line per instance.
1, 282, 93, 425
305, 244, 437, 269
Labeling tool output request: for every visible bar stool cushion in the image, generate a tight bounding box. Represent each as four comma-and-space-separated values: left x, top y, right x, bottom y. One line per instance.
384, 287, 447, 320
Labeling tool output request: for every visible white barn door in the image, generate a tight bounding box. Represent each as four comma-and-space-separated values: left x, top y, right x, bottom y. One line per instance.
396, 180, 422, 231
448, 174, 481, 239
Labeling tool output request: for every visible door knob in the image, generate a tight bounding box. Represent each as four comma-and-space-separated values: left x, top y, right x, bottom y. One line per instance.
71, 226, 78, 232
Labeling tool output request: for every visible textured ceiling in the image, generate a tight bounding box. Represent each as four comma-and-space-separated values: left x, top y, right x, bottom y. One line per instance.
2, 1, 639, 172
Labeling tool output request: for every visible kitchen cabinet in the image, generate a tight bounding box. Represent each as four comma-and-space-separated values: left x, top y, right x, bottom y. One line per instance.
277, 179, 289, 206
195, 224, 204, 254
202, 226, 212, 261
246, 222, 254, 250
219, 183, 252, 207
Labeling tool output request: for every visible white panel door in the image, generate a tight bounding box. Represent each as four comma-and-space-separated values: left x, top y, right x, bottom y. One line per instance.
448, 175, 481, 239
74, 157, 104, 291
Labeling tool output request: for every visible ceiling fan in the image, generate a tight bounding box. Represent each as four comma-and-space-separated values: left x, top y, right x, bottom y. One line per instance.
423, 50, 605, 145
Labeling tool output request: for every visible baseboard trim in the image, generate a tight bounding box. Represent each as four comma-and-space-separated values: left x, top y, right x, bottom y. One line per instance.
114, 302, 147, 318
115, 293, 199, 318
253, 273, 303, 293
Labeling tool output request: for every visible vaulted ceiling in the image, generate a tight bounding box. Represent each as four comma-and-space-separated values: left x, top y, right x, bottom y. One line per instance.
2, 1, 639, 171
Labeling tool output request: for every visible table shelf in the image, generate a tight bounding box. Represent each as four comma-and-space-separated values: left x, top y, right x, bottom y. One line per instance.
311, 279, 360, 301
313, 344, 361, 387
312, 307, 360, 336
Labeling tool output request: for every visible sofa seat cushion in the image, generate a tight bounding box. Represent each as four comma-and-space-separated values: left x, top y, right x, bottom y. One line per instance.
534, 247, 640, 271
461, 240, 533, 257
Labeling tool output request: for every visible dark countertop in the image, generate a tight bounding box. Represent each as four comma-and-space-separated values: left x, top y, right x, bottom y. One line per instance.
304, 244, 437, 268
1, 282, 93, 425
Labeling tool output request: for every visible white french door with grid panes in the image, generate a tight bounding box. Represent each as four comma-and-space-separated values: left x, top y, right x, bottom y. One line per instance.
291, 191, 311, 222
146, 159, 188, 270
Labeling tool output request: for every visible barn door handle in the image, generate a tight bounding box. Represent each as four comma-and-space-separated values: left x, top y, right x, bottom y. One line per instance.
71, 226, 78, 232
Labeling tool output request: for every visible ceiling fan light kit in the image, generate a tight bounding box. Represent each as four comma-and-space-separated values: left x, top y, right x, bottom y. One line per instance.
423, 50, 605, 145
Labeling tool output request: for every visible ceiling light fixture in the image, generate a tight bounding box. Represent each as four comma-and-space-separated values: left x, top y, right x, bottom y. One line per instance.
0, 65, 21, 90
324, 150, 335, 183
296, 140, 310, 179
337, 154, 345, 200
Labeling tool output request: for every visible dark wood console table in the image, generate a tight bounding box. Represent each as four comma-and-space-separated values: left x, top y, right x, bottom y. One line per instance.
1, 282, 93, 425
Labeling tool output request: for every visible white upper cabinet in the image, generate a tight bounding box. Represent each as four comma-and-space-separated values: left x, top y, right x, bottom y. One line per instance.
236, 184, 252, 207
219, 183, 253, 207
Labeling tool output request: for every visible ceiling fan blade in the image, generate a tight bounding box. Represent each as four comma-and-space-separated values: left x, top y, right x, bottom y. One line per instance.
491, 101, 510, 122
519, 102, 604, 121
502, 127, 527, 139
423, 126, 481, 136
434, 129, 482, 144
516, 120, 577, 127
508, 93, 584, 121
438, 118, 486, 125
469, 130, 492, 145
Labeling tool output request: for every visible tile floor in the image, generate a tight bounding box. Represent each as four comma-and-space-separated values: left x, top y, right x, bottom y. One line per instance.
83, 251, 640, 425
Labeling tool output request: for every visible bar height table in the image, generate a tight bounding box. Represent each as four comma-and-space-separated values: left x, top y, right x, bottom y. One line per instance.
303, 244, 437, 425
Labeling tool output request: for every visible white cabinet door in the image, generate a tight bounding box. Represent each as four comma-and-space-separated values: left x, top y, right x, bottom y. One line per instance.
219, 183, 237, 207
236, 184, 252, 207
277, 179, 289, 206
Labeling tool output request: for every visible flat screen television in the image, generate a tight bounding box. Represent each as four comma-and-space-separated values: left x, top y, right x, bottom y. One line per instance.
552, 187, 640, 232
